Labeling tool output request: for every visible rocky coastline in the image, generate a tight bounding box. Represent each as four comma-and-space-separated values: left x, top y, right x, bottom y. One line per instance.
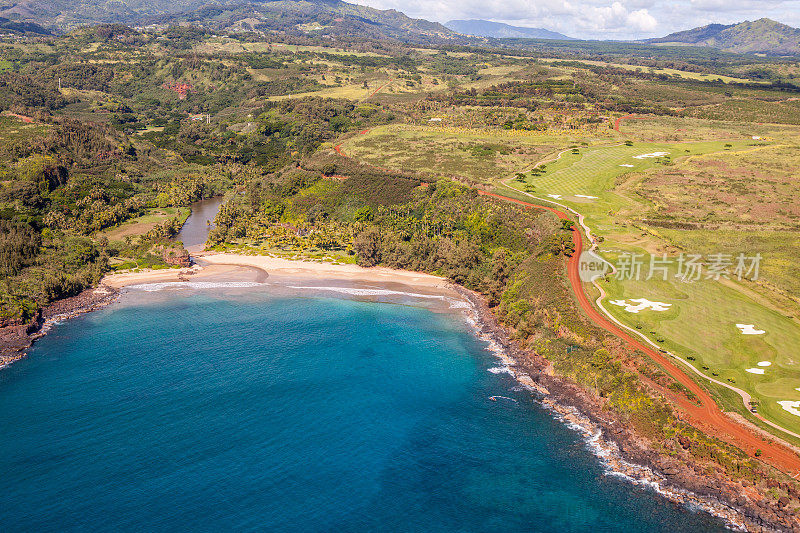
452, 284, 800, 533
2, 268, 799, 531
0, 285, 119, 369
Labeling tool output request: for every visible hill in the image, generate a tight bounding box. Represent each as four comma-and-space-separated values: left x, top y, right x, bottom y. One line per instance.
648, 18, 800, 55
445, 19, 573, 40
0, 0, 455, 41
0, 16, 51, 35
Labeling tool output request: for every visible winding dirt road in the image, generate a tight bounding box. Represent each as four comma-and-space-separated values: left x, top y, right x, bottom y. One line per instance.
333, 125, 800, 474
478, 191, 800, 475
614, 113, 647, 132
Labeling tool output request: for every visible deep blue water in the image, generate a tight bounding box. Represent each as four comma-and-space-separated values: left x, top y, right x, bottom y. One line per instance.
0, 291, 727, 532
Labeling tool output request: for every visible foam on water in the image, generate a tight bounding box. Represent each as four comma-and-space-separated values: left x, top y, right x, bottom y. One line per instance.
287, 284, 472, 311
128, 281, 264, 292
288, 285, 446, 300
458, 293, 745, 530
0, 289, 733, 532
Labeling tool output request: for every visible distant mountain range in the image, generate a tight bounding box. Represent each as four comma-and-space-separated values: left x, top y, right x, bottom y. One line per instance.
0, 0, 455, 41
648, 18, 800, 55
445, 19, 573, 40
0, 1, 798, 56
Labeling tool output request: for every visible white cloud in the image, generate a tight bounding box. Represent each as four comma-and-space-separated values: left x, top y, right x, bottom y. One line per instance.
690, 0, 785, 11
627, 8, 658, 31
351, 0, 800, 39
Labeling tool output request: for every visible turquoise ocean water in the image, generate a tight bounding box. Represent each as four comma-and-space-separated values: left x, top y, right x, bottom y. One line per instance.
0, 289, 727, 532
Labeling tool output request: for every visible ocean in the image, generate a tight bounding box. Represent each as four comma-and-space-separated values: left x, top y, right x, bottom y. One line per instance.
0, 288, 727, 532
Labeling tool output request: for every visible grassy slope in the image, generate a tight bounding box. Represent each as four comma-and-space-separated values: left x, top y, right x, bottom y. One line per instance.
504, 139, 800, 434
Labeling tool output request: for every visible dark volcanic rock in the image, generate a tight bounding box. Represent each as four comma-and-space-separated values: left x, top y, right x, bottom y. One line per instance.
0, 285, 118, 367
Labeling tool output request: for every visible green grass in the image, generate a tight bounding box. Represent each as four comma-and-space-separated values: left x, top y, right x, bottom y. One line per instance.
340, 124, 558, 183
539, 58, 762, 84
658, 229, 800, 304
0, 115, 50, 143
503, 138, 800, 435
512, 141, 753, 199
104, 207, 190, 241
601, 264, 800, 433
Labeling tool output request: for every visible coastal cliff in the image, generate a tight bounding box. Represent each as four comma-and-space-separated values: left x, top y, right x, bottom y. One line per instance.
454, 285, 800, 532
0, 286, 118, 368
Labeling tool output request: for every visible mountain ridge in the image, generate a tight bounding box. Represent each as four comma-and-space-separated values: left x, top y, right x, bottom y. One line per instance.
445, 19, 574, 40
0, 0, 455, 42
648, 18, 800, 55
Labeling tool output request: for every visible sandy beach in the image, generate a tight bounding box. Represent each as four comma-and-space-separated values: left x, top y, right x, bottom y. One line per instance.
102, 252, 459, 300
3, 252, 777, 530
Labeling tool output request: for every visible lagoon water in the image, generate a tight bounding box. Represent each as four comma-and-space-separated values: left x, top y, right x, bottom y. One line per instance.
0, 290, 727, 532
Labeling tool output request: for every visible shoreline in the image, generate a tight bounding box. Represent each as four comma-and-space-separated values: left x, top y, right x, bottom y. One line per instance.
0, 253, 795, 530
453, 286, 800, 531
102, 253, 455, 293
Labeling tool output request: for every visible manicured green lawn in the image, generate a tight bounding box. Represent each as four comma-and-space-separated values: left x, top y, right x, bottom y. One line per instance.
602, 265, 800, 432
505, 139, 800, 433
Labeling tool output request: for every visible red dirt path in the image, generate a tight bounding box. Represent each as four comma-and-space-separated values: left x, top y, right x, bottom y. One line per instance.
614, 114, 647, 131
479, 191, 800, 475
7, 113, 34, 124
331, 120, 800, 473
366, 83, 387, 99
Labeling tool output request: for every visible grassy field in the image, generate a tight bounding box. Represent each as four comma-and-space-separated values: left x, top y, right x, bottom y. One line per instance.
687, 99, 800, 125
634, 133, 800, 302
103, 207, 190, 241
657, 229, 800, 306
513, 140, 754, 203
339, 124, 561, 183
602, 265, 800, 433
498, 134, 800, 435
538, 58, 761, 84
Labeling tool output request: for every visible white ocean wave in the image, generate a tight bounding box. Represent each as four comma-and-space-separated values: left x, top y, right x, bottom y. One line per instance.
128, 281, 264, 292
287, 285, 448, 299
487, 366, 515, 375
461, 301, 745, 530
538, 399, 745, 530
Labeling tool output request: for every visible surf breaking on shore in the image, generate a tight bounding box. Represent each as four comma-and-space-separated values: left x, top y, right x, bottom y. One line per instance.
0, 253, 755, 528
454, 289, 748, 531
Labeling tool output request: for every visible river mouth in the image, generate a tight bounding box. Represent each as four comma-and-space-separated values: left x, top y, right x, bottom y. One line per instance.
175, 196, 225, 253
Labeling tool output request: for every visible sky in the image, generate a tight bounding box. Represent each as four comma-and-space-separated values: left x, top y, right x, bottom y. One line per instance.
349, 0, 800, 40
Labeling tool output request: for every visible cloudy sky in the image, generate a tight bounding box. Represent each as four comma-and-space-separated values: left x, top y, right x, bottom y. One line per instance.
350, 0, 800, 40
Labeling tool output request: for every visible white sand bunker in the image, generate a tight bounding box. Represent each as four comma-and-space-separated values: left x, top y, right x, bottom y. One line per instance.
633, 151, 670, 159
757, 361, 772, 367
619, 164, 634, 167
745, 368, 765, 375
574, 194, 598, 199
778, 401, 800, 417
610, 298, 672, 313
736, 324, 766, 335
547, 194, 562, 199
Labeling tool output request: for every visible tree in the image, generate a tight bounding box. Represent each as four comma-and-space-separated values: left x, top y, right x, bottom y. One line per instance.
354, 227, 382, 266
